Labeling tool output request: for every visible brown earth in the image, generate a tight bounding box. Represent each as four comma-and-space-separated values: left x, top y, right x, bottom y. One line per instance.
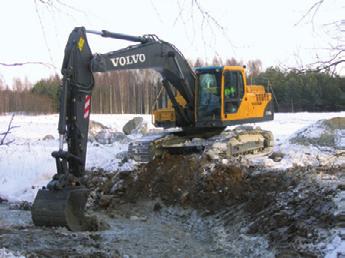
84, 154, 344, 256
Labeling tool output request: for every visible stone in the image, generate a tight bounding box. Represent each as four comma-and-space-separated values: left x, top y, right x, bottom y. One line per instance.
206, 149, 220, 160
130, 215, 147, 221
95, 129, 128, 144
9, 201, 32, 210
122, 117, 144, 135
89, 120, 109, 137
99, 194, 114, 208
115, 151, 129, 160
269, 152, 285, 162
83, 215, 110, 231
0, 196, 8, 203
110, 179, 126, 194
323, 117, 345, 130
42, 134, 54, 140
153, 202, 162, 212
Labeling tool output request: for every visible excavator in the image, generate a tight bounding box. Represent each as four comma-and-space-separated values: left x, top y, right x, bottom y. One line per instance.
31, 27, 274, 231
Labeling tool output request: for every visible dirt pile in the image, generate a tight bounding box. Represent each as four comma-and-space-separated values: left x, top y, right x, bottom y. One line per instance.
85, 154, 247, 211
83, 153, 343, 256
290, 117, 345, 149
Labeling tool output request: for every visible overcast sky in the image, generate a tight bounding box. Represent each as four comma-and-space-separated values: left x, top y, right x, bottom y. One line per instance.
0, 0, 343, 86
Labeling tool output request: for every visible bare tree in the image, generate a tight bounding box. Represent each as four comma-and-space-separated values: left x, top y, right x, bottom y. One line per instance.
298, 0, 344, 73
247, 59, 263, 78
0, 114, 19, 145
225, 57, 243, 66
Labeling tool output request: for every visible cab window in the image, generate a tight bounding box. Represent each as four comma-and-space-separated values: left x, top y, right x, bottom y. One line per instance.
198, 72, 221, 119
223, 71, 244, 113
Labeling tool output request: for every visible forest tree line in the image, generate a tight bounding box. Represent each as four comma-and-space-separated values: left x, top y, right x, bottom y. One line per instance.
0, 58, 344, 114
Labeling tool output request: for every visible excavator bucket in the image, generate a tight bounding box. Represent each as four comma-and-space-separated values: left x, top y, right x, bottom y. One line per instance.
31, 187, 89, 231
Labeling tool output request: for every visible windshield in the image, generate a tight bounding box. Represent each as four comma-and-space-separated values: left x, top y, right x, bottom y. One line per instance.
197, 70, 222, 120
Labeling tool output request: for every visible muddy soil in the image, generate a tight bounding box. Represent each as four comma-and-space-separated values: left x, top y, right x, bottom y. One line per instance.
0, 154, 344, 257
85, 154, 345, 257
0, 201, 236, 258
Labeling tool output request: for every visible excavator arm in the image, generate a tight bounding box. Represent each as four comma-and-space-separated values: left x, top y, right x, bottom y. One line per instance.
90, 30, 196, 127
31, 27, 198, 230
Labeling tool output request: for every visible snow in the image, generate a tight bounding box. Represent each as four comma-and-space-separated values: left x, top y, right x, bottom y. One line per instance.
0, 248, 24, 258
1, 112, 345, 203
336, 130, 345, 148
325, 234, 345, 258
243, 112, 345, 169
0, 114, 151, 202
246, 112, 345, 143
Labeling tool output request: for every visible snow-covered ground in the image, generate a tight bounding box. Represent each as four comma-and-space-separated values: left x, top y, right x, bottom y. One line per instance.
0, 114, 153, 202
246, 112, 345, 169
0, 112, 344, 202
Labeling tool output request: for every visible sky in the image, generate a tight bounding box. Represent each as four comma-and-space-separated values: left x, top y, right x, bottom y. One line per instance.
0, 0, 344, 86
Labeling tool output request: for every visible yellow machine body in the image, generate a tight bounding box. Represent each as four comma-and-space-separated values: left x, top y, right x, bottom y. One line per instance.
153, 65, 273, 128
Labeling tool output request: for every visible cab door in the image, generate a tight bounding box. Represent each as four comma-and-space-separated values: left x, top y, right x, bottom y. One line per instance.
196, 70, 222, 123
222, 70, 245, 117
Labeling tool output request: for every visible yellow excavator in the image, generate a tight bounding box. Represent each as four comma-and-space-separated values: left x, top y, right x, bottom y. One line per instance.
31, 27, 274, 231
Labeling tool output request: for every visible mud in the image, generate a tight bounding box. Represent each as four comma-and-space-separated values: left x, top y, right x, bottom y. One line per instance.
0, 201, 229, 257
84, 154, 344, 256
1, 154, 344, 257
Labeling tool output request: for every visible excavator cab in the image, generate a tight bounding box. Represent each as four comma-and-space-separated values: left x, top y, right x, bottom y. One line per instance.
193, 65, 273, 128
154, 65, 273, 129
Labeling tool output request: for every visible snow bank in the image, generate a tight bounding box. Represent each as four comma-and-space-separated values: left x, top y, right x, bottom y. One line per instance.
248, 114, 345, 169
0, 114, 151, 202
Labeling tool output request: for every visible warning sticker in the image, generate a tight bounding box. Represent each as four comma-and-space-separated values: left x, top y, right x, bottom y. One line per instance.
77, 37, 85, 52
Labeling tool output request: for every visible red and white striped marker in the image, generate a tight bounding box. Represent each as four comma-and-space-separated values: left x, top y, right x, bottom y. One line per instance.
84, 95, 91, 119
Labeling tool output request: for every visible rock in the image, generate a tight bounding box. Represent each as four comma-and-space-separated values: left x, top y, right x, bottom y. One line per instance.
269, 152, 285, 162
118, 170, 131, 179
180, 191, 190, 205
153, 202, 162, 212
129, 215, 139, 220
95, 129, 129, 144
0, 196, 8, 203
42, 134, 54, 140
115, 151, 129, 160
9, 201, 32, 210
234, 125, 254, 131
206, 149, 220, 160
89, 120, 109, 137
130, 215, 147, 221
99, 194, 114, 208
206, 142, 227, 160
272, 211, 290, 227
337, 184, 345, 191
83, 215, 110, 231
212, 142, 227, 152
123, 117, 144, 135
262, 131, 274, 147
110, 179, 126, 194
323, 117, 345, 130
222, 159, 229, 165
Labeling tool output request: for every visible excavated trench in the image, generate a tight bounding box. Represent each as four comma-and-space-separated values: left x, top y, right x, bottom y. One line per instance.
0, 154, 343, 257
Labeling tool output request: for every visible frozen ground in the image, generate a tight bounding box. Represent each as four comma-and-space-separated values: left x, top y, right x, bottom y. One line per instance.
0, 112, 344, 202
0, 114, 152, 202
0, 112, 345, 257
